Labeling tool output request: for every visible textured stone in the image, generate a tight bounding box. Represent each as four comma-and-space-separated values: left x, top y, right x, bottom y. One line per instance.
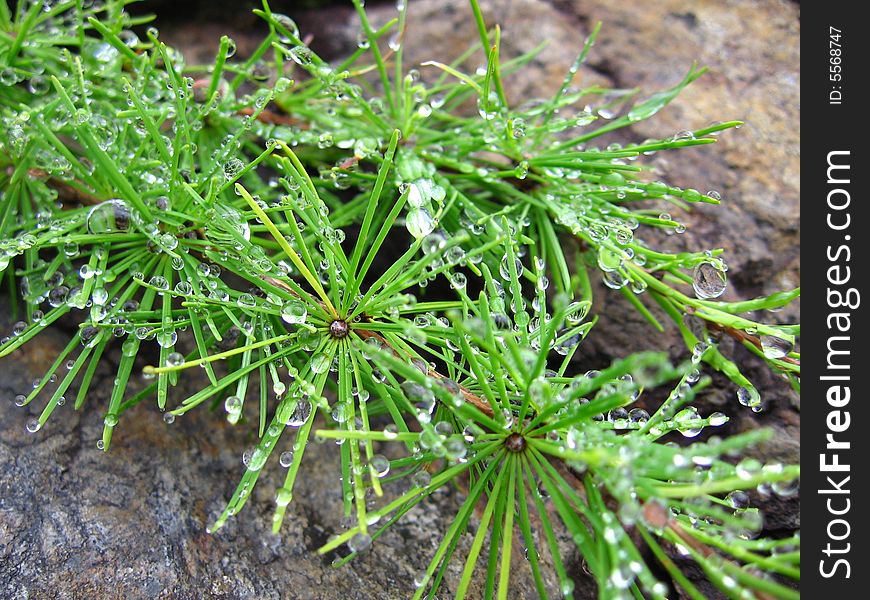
0, 299, 560, 598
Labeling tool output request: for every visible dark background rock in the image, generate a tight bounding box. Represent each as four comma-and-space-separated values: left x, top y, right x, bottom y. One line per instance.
0, 297, 561, 599
2, 1, 799, 598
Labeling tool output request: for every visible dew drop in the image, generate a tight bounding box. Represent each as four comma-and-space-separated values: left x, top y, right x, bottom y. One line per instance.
156, 327, 177, 348
601, 172, 625, 187
499, 256, 522, 280
402, 381, 435, 423
331, 402, 351, 423
771, 477, 799, 498
602, 270, 628, 290
609, 565, 635, 589
121, 339, 137, 357
736, 386, 760, 407
80, 326, 99, 346
708, 412, 728, 426
681, 188, 702, 202
91, 288, 109, 305
243, 446, 268, 471
759, 335, 793, 359
511, 118, 526, 138
284, 400, 311, 427
421, 232, 446, 255
444, 437, 467, 459
237, 293, 256, 308
356, 30, 370, 49
628, 408, 649, 424
406, 207, 435, 239
286, 44, 312, 68
223, 158, 245, 180
674, 407, 702, 437
646, 181, 668, 197
149, 275, 169, 291
692, 261, 727, 299
27, 75, 50, 95
225, 395, 242, 415
166, 352, 185, 367
281, 299, 308, 324
87, 199, 131, 234
276, 487, 293, 506
348, 532, 372, 553
449, 272, 467, 290
49, 286, 69, 308
565, 301, 590, 325
726, 490, 750, 509
736, 457, 762, 480
413, 571, 427, 589
311, 352, 331, 374
273, 14, 300, 43
411, 470, 431, 488
370, 454, 390, 477
597, 246, 623, 272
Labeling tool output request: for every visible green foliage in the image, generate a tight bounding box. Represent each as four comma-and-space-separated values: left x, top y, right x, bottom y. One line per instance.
1, 0, 799, 598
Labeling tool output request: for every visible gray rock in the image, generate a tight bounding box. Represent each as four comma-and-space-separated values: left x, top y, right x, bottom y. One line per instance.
0, 299, 560, 598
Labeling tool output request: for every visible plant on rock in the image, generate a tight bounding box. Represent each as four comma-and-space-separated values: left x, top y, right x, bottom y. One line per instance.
0, 0, 799, 598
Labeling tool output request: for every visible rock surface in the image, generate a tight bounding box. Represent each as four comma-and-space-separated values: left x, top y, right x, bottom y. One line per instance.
0, 299, 564, 599
2, 1, 799, 598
